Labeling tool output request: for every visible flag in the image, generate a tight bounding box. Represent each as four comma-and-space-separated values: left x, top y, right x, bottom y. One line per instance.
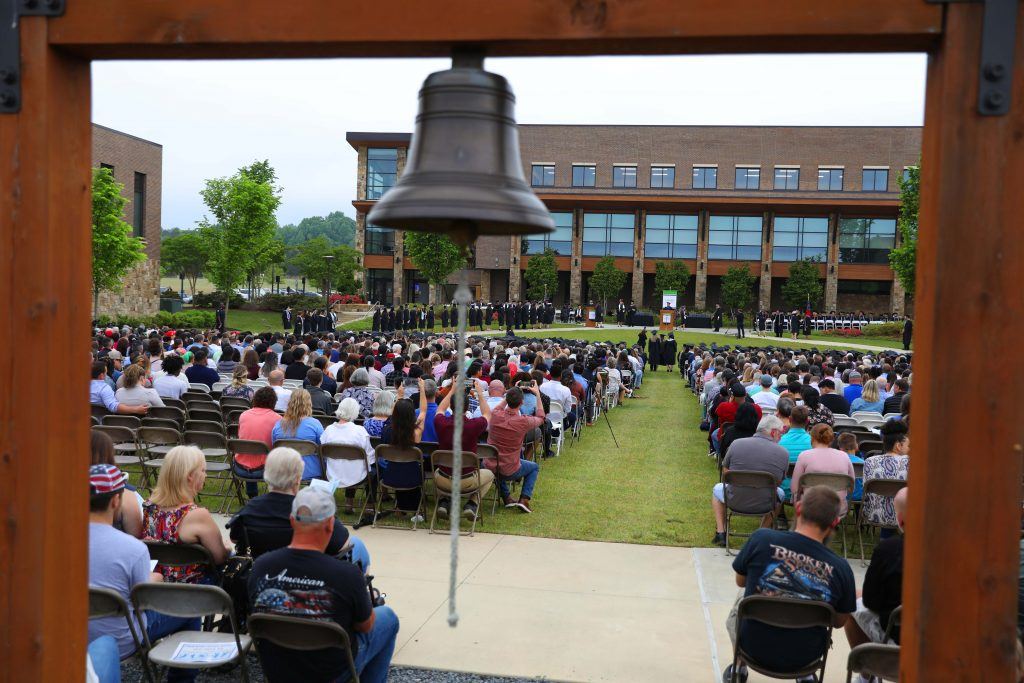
805, 294, 811, 317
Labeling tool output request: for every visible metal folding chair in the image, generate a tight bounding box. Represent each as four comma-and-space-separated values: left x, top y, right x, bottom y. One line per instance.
846, 643, 900, 682
722, 470, 780, 555
429, 450, 485, 535
730, 595, 835, 683
857, 478, 907, 564
89, 586, 151, 681
319, 443, 375, 521
372, 444, 425, 529
248, 614, 358, 683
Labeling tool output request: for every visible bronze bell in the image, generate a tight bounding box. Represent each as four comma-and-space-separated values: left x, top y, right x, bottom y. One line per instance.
367, 51, 554, 243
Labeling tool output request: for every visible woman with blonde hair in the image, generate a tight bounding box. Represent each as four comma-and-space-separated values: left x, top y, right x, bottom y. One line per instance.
221, 364, 255, 401
114, 363, 165, 408
270, 388, 324, 479
143, 445, 231, 583
851, 378, 885, 414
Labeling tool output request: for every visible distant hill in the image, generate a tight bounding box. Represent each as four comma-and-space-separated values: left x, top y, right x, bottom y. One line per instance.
161, 210, 356, 247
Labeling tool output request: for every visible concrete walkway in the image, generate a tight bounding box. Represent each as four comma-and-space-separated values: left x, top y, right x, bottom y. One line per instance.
218, 516, 866, 683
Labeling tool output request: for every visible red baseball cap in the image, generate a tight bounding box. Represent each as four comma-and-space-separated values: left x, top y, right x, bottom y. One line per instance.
89, 464, 127, 495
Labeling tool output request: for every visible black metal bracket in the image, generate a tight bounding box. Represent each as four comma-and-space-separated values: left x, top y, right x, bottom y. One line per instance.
927, 0, 1019, 116
1, 0, 66, 114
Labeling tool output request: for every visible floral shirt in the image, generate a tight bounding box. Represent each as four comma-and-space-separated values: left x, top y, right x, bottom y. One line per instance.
142, 501, 206, 584
806, 404, 835, 428
363, 417, 387, 438
339, 386, 375, 420
862, 454, 909, 527
221, 384, 255, 401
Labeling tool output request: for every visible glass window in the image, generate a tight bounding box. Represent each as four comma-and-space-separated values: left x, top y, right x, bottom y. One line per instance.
707, 215, 762, 260
862, 168, 888, 192
650, 166, 675, 188
132, 172, 146, 238
817, 168, 844, 191
365, 269, 394, 305
772, 216, 828, 261
523, 211, 573, 255
692, 166, 717, 189
582, 213, 635, 256
644, 214, 697, 259
572, 165, 596, 187
612, 166, 637, 188
366, 147, 398, 200
735, 167, 760, 190
902, 167, 915, 183
365, 224, 395, 255
838, 217, 897, 264
774, 167, 800, 190
531, 164, 555, 187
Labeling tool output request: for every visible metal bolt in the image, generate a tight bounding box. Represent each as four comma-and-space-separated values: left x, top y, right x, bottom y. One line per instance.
0, 70, 15, 86
983, 63, 1006, 82
984, 90, 1006, 110
0, 91, 17, 108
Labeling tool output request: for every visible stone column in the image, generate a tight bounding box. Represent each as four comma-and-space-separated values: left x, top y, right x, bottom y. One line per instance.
392, 231, 405, 307
631, 209, 645, 306
508, 236, 522, 301
694, 210, 709, 310
825, 212, 840, 312
354, 212, 366, 292
570, 209, 584, 305
356, 146, 367, 200
479, 270, 491, 302
890, 277, 907, 316
758, 211, 773, 310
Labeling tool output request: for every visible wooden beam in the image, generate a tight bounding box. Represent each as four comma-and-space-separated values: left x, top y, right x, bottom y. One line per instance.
48, 0, 942, 59
901, 2, 1024, 680
0, 18, 92, 682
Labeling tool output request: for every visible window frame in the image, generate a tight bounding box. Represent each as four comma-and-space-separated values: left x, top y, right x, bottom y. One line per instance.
817, 167, 844, 191
365, 224, 396, 255
132, 172, 146, 238
773, 167, 800, 190
612, 165, 638, 188
571, 164, 597, 187
692, 165, 718, 190
861, 167, 889, 192
366, 147, 399, 200
735, 166, 761, 190
531, 163, 555, 187
523, 211, 574, 255
707, 214, 763, 260
644, 213, 698, 259
650, 165, 676, 189
837, 217, 897, 264
581, 212, 636, 257
771, 215, 829, 262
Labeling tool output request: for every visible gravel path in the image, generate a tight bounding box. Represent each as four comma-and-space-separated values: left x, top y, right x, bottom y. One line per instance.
120, 658, 553, 682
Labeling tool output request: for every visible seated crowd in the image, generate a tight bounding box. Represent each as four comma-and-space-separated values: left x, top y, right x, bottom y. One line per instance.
682, 341, 913, 682
87, 323, 648, 681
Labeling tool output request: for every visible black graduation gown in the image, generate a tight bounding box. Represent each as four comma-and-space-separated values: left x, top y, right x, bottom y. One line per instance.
902, 319, 913, 350
293, 317, 303, 337
497, 306, 505, 327
440, 307, 449, 328
773, 313, 784, 336
595, 305, 604, 323
648, 337, 661, 369
282, 310, 292, 330
427, 308, 435, 329
637, 330, 647, 348
616, 304, 625, 324
662, 337, 677, 367
372, 308, 381, 330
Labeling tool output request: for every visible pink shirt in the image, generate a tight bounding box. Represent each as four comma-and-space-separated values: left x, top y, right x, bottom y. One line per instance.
485, 407, 543, 476
791, 446, 857, 514
236, 407, 281, 469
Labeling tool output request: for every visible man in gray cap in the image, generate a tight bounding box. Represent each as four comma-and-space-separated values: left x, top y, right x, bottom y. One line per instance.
249, 487, 399, 683
843, 370, 864, 404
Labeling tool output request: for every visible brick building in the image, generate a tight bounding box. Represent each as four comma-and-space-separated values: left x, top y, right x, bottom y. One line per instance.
348, 125, 920, 314
92, 123, 162, 318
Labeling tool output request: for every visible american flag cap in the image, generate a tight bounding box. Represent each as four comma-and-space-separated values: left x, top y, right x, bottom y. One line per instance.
89, 464, 128, 495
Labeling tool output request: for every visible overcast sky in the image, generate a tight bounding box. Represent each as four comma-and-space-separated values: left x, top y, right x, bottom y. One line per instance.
91, 54, 927, 231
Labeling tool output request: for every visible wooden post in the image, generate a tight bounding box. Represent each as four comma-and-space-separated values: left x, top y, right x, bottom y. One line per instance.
901, 3, 1024, 680
0, 18, 92, 682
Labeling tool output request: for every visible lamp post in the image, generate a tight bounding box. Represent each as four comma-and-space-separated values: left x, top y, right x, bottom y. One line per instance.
178, 272, 185, 300
323, 255, 334, 305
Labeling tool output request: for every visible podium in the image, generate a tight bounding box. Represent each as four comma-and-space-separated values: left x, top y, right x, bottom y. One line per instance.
659, 309, 675, 331
585, 306, 596, 327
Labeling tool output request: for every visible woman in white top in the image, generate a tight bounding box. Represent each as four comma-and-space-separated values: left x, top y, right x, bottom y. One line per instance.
320, 398, 376, 515
114, 364, 165, 408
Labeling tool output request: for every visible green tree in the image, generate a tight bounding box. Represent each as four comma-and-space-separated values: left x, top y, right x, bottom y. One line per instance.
245, 238, 286, 296
653, 261, 690, 297
588, 256, 628, 309
780, 257, 824, 311
290, 237, 363, 296
721, 264, 755, 312
403, 232, 466, 293
523, 248, 559, 301
278, 211, 357, 247
198, 160, 282, 325
889, 164, 919, 296
91, 167, 146, 315
160, 231, 210, 296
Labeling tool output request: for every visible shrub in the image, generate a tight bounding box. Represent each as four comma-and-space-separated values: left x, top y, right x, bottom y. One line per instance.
861, 322, 904, 339
832, 327, 864, 337
330, 293, 365, 305
93, 310, 216, 330
252, 292, 326, 310
191, 290, 245, 309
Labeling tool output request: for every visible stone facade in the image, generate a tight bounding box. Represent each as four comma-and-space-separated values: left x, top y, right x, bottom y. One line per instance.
694, 210, 709, 310
92, 124, 162, 318
757, 212, 773, 309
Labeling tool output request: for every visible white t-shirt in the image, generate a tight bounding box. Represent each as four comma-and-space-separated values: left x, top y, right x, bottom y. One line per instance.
753, 389, 780, 410
540, 380, 572, 414
153, 373, 189, 400
272, 386, 292, 411
320, 421, 375, 487
115, 385, 165, 408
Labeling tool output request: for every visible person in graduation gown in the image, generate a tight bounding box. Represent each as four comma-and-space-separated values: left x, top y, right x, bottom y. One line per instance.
427, 306, 435, 330
293, 312, 303, 338
648, 333, 661, 371
637, 327, 648, 349
497, 304, 505, 328
282, 306, 293, 331
789, 310, 801, 339
662, 333, 677, 372
801, 312, 812, 337
902, 317, 913, 350
440, 305, 449, 332
372, 306, 381, 331
595, 303, 604, 327
485, 303, 493, 329
616, 300, 626, 325
712, 304, 723, 332
735, 308, 745, 339
773, 310, 784, 337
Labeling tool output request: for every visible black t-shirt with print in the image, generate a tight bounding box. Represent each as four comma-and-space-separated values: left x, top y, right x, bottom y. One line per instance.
862, 535, 903, 643
249, 547, 372, 682
732, 529, 856, 673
